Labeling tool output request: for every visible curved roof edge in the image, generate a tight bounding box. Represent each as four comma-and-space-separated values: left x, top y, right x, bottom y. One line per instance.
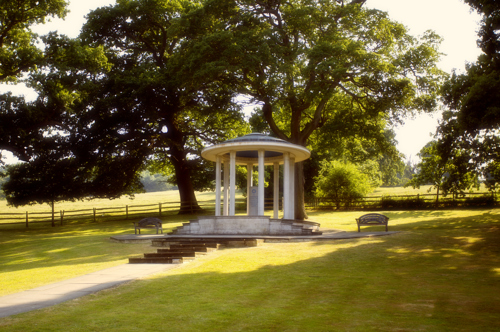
201, 133, 311, 164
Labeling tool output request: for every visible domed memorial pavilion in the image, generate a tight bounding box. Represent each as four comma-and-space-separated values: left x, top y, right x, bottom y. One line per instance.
169, 133, 322, 236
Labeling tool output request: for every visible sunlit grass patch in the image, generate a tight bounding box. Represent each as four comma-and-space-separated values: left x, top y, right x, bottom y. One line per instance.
0, 209, 499, 331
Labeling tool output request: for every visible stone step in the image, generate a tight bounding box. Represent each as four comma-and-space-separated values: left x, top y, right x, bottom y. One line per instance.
172, 242, 221, 248
144, 252, 199, 258
151, 240, 222, 248
155, 249, 208, 256
129, 257, 184, 264
130, 239, 226, 264
162, 246, 217, 253
130, 237, 260, 264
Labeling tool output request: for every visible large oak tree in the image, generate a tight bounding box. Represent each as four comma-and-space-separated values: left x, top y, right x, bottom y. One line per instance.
2, 0, 248, 211
199, 0, 445, 219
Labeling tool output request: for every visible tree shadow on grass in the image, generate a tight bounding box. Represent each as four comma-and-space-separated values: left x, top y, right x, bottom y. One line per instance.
3, 212, 499, 331
1, 210, 500, 329
0, 215, 190, 294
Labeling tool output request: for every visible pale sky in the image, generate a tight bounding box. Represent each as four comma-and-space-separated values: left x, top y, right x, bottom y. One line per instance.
368, 0, 482, 161
1, 0, 483, 163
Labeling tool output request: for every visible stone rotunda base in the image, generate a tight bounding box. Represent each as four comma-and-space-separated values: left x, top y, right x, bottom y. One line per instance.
169, 216, 322, 236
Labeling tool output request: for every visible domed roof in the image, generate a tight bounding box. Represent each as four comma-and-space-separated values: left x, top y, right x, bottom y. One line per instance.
201, 133, 310, 165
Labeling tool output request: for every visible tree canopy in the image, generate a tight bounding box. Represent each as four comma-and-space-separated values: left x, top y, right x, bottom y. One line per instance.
2, 0, 248, 210
1, 0, 444, 215
0, 0, 68, 164
406, 141, 479, 205
201, 0, 445, 218
440, 0, 500, 134
0, 0, 68, 82
430, 0, 500, 195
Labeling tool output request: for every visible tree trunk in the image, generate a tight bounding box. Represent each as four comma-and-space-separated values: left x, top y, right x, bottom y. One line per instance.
294, 161, 308, 220
169, 145, 202, 215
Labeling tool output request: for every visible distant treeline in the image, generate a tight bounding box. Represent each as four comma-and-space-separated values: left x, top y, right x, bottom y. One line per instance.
140, 171, 177, 192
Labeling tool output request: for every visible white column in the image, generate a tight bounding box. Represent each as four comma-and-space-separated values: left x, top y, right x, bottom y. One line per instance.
229, 150, 236, 216
247, 163, 253, 215
289, 156, 295, 220
223, 157, 229, 216
215, 156, 222, 216
283, 152, 290, 219
273, 162, 279, 219
258, 150, 265, 216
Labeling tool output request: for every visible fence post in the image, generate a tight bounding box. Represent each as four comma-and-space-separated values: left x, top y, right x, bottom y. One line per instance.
60, 210, 64, 226
51, 201, 55, 227
159, 203, 162, 217
93, 208, 96, 222
126, 205, 128, 219
26, 211, 28, 228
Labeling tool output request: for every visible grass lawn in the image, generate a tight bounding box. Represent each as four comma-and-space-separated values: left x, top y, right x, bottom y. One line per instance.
0, 208, 499, 331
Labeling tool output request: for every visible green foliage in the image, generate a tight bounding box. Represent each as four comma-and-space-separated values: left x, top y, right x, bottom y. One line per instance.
406, 140, 480, 203
357, 159, 383, 189
314, 160, 373, 209
210, 0, 445, 145
1, 0, 444, 213
484, 160, 500, 193
0, 0, 68, 82
399, 159, 418, 186
464, 193, 496, 207
381, 195, 427, 210
437, 1, 500, 195
1, 0, 249, 209
0, 168, 6, 200
2, 156, 145, 207
305, 122, 406, 191
201, 0, 444, 218
441, 0, 500, 134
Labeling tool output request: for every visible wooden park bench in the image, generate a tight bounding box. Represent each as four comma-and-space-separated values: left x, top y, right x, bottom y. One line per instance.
355, 213, 389, 232
133, 217, 163, 235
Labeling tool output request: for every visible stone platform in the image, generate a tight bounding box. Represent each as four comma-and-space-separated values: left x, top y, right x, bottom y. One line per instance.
168, 216, 322, 236
110, 228, 398, 243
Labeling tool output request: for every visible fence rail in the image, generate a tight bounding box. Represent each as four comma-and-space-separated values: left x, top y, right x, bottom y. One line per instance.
305, 192, 498, 210
0, 192, 497, 227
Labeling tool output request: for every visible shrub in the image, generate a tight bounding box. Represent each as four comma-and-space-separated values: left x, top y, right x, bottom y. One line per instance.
381, 195, 428, 210
314, 160, 373, 210
464, 194, 496, 207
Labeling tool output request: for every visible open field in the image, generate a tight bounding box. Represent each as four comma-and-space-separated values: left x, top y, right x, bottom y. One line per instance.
1, 185, 493, 227
0, 208, 499, 331
0, 185, 461, 214
0, 190, 216, 214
